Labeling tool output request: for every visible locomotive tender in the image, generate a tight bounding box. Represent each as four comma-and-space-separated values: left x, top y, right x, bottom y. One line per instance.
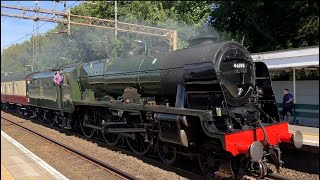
1, 38, 303, 179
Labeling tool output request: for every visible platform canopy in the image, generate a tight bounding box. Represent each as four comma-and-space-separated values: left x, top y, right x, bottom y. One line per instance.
251, 46, 319, 104
251, 46, 319, 70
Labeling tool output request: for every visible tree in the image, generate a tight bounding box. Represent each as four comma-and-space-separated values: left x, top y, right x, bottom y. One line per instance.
2, 1, 318, 73
208, 0, 319, 52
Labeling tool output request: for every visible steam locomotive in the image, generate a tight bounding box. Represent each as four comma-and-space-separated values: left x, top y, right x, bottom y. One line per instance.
1, 37, 303, 179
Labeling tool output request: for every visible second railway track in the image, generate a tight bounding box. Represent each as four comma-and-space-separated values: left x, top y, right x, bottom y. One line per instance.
1, 113, 205, 180
1, 116, 138, 180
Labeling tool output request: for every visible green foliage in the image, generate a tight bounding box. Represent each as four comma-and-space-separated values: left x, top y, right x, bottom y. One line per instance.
209, 0, 319, 52
1, 40, 33, 73
1, 1, 211, 73
1, 0, 318, 76
270, 70, 319, 81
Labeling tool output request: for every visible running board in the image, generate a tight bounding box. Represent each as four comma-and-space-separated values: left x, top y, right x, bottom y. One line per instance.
106, 128, 146, 133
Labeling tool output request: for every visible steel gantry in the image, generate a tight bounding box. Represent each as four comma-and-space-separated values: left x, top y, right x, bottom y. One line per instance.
1, 3, 177, 51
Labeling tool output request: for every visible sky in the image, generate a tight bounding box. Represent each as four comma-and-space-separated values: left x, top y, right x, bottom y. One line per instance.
1, 1, 82, 50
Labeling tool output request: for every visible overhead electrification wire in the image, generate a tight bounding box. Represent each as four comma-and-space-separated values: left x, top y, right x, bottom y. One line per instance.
1, 1, 20, 49
1, 1, 20, 23
1, 0, 80, 50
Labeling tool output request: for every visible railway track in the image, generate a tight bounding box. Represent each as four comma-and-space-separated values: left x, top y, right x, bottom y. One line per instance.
243, 173, 291, 180
265, 173, 292, 180
0, 112, 302, 180
1, 116, 138, 180
1, 113, 205, 180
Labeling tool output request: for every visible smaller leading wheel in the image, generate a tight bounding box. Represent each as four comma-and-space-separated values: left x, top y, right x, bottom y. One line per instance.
198, 142, 227, 180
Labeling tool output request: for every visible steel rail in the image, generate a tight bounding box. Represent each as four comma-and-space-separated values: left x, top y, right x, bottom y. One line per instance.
1, 116, 139, 180
1, 112, 206, 180
265, 173, 293, 180
3, 111, 293, 180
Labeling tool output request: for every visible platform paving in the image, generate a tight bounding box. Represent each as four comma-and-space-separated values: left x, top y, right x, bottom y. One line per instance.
1, 131, 68, 180
289, 124, 319, 147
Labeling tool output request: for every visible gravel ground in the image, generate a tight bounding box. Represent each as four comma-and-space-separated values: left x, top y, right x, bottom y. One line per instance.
1, 111, 188, 180
1, 119, 125, 180
1, 111, 318, 180
268, 165, 318, 180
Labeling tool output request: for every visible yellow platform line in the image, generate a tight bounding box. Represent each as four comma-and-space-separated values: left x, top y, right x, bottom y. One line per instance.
1, 163, 15, 180
301, 132, 319, 136
289, 131, 319, 136
302, 133, 319, 141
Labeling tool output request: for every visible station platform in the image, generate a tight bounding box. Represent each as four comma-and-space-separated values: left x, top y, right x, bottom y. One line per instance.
289, 124, 319, 147
1, 131, 68, 180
